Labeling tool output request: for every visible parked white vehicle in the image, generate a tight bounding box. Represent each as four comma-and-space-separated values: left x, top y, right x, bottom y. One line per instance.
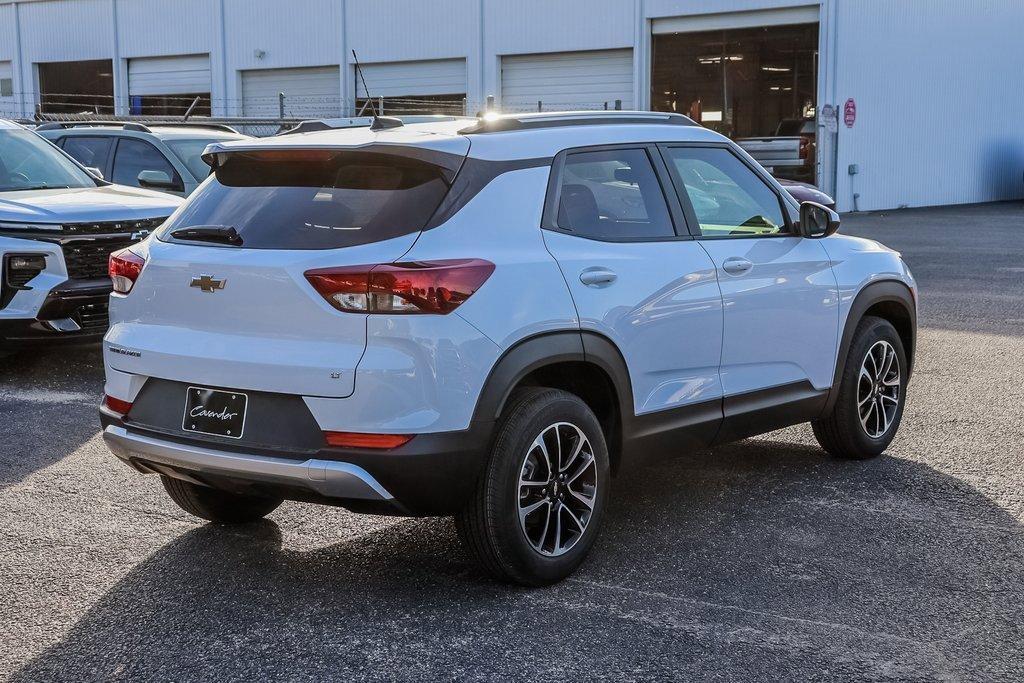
0, 120, 181, 350
100, 111, 917, 585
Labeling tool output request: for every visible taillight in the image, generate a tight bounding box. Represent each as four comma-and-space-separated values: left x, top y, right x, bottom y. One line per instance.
305, 259, 495, 315
324, 431, 414, 449
799, 135, 812, 161
109, 248, 146, 294
103, 394, 133, 415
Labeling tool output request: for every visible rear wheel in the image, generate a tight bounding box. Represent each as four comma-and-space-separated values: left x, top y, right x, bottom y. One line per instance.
456, 388, 610, 586
161, 475, 283, 524
813, 316, 908, 459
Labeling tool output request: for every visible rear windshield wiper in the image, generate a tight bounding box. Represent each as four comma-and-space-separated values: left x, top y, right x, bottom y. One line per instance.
171, 225, 243, 246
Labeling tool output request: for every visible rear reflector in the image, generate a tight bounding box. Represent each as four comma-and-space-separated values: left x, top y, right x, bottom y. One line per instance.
109, 248, 146, 294
324, 431, 414, 450
305, 259, 495, 315
103, 395, 133, 415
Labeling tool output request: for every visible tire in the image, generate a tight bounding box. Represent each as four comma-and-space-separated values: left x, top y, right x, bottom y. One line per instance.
161, 475, 283, 524
456, 387, 610, 586
813, 316, 908, 459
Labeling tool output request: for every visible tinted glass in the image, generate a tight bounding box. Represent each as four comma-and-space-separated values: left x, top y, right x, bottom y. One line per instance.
112, 138, 180, 189
166, 138, 223, 180
556, 148, 675, 240
159, 150, 452, 250
666, 147, 787, 237
0, 129, 96, 191
61, 136, 112, 170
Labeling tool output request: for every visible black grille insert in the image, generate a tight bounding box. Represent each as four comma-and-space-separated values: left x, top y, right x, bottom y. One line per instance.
62, 238, 137, 279
74, 301, 110, 331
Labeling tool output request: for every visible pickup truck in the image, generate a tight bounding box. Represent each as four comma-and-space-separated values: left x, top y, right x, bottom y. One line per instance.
736, 118, 815, 182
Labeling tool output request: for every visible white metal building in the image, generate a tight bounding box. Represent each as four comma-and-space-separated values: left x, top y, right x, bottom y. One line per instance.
1, 0, 1022, 212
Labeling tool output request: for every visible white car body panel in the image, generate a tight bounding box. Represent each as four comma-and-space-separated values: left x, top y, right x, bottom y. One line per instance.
400, 168, 580, 350
544, 230, 724, 414
699, 236, 840, 395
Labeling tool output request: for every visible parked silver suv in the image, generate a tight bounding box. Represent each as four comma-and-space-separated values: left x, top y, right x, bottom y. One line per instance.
37, 121, 249, 197
0, 120, 181, 348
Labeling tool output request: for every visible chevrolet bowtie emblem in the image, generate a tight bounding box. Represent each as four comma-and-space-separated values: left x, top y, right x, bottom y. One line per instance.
190, 275, 226, 293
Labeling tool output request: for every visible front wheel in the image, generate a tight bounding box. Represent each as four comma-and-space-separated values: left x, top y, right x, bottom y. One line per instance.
456, 388, 610, 586
813, 316, 908, 459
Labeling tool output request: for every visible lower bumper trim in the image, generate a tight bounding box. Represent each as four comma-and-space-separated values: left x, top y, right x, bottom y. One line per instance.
103, 425, 396, 503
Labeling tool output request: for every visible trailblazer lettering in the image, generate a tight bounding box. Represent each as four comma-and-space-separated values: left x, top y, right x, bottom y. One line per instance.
189, 405, 238, 421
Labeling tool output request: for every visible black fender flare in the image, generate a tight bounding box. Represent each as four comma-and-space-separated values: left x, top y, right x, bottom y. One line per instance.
471, 330, 634, 427
824, 280, 917, 413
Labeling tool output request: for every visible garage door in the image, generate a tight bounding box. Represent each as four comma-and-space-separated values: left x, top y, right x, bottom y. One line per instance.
242, 66, 341, 118
128, 54, 211, 96
0, 61, 13, 117
354, 58, 467, 115
501, 49, 634, 112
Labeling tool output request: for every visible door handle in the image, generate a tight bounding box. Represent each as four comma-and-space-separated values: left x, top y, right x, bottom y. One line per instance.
579, 267, 617, 287
722, 257, 754, 275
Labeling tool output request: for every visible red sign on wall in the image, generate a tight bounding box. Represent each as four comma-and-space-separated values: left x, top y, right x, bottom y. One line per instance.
844, 98, 857, 128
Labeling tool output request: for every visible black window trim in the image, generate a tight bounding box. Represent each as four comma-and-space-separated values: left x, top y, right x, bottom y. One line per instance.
656, 141, 797, 240
112, 136, 184, 193
541, 142, 694, 243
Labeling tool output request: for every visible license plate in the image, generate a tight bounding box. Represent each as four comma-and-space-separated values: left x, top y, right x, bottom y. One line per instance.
182, 386, 247, 439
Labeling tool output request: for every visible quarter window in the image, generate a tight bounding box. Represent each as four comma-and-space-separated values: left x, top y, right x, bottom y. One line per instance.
665, 146, 787, 237
556, 148, 675, 240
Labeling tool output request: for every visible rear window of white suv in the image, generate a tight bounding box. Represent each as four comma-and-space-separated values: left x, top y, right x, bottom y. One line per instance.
159, 149, 453, 250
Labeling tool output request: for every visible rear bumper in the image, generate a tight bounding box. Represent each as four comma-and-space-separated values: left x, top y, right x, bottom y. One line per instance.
103, 424, 402, 509
100, 412, 494, 516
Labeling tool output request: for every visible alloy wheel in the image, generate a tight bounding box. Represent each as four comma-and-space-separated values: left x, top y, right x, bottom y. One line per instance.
858, 340, 901, 438
517, 422, 598, 557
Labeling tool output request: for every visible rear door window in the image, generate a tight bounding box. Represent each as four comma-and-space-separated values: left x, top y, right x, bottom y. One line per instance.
554, 148, 675, 240
112, 138, 182, 190
160, 149, 454, 250
60, 136, 112, 171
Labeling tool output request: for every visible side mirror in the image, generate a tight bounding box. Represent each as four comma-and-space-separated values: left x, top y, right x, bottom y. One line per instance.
137, 169, 176, 190
85, 166, 104, 180
799, 201, 840, 238
613, 167, 637, 185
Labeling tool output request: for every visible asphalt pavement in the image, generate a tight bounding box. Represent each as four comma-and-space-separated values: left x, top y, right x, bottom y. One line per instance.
1, 201, 1023, 682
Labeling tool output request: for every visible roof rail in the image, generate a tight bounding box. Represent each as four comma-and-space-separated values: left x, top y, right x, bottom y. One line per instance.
458, 110, 696, 134
34, 121, 152, 133
146, 122, 240, 134
277, 114, 470, 136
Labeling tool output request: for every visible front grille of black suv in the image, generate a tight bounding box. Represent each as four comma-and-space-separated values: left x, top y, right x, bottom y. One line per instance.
0, 218, 167, 282
62, 237, 138, 279
60, 218, 167, 280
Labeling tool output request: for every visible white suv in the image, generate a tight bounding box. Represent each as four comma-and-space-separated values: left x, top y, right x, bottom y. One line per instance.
99, 112, 917, 585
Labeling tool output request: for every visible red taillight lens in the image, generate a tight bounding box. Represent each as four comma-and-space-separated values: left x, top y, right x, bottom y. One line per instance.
324, 431, 414, 449
799, 135, 813, 161
103, 394, 133, 415
108, 248, 146, 294
305, 259, 495, 315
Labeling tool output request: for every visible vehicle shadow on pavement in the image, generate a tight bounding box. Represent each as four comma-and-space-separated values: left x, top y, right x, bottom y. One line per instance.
0, 346, 104, 490
9, 438, 1024, 681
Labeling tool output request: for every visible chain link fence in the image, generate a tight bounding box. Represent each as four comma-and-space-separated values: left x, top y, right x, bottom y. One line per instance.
3, 92, 635, 137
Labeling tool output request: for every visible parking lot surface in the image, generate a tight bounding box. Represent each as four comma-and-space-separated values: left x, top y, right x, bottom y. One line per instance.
2, 202, 1023, 682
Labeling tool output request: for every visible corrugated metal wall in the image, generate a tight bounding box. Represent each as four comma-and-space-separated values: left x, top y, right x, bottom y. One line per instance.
830, 0, 1024, 211
0, 0, 1021, 210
